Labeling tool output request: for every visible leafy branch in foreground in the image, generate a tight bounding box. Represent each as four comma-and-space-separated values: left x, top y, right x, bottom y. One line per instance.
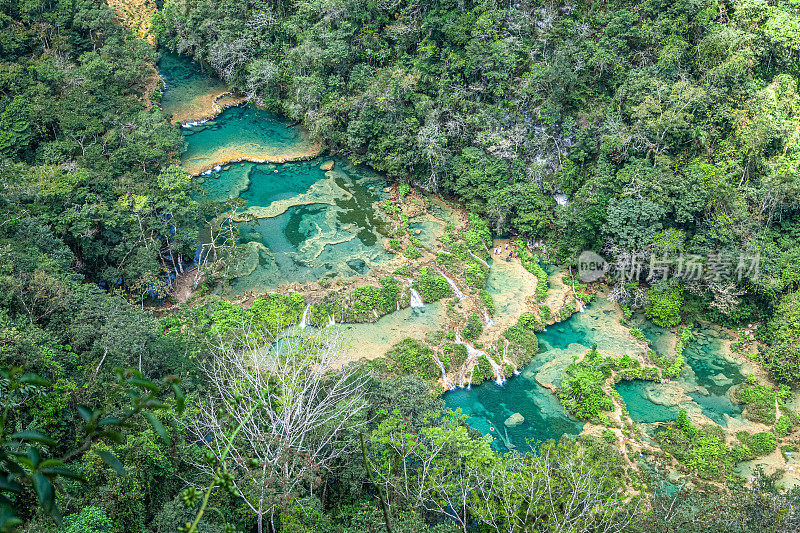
0, 366, 184, 530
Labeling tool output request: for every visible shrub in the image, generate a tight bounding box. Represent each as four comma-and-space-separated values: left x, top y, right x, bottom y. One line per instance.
539, 304, 551, 321
462, 312, 483, 341
556, 348, 614, 421
413, 267, 453, 302
776, 415, 792, 437
736, 383, 777, 425
516, 239, 548, 301
404, 246, 422, 259
659, 411, 731, 479
384, 338, 439, 380
471, 355, 496, 384
747, 431, 778, 457
479, 289, 495, 314
441, 343, 467, 371
629, 327, 646, 341
645, 285, 683, 327
504, 315, 539, 364
735, 431, 778, 460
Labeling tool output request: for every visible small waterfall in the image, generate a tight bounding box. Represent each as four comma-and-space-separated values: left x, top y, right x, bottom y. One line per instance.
410, 288, 425, 308
483, 309, 495, 328
432, 353, 452, 389
454, 331, 505, 385
299, 304, 310, 329
327, 314, 335, 327
396, 300, 400, 311
468, 250, 490, 268
436, 269, 467, 300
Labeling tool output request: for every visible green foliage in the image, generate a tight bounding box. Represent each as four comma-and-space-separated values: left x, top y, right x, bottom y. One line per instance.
516, 240, 548, 301
659, 410, 732, 479
62, 506, 114, 533
462, 312, 483, 342
403, 245, 422, 259
442, 343, 468, 370
645, 285, 684, 327
736, 383, 778, 425
478, 289, 495, 315
776, 415, 792, 437
629, 328, 646, 341
383, 338, 440, 381
0, 366, 184, 527
736, 431, 778, 460
605, 197, 665, 250
765, 291, 800, 384
398, 183, 410, 200
539, 304, 551, 321
503, 315, 539, 365
556, 348, 614, 421
413, 267, 453, 303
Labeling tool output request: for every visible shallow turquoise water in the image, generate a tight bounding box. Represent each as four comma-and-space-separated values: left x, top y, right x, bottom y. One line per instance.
158, 52, 227, 122
442, 305, 643, 452
161, 54, 393, 290
229, 159, 391, 290
615, 322, 744, 427
683, 324, 744, 424
181, 105, 314, 174
617, 381, 679, 423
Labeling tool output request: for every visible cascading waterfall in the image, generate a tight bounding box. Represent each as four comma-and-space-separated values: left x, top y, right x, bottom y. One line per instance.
454, 331, 505, 385
327, 314, 335, 327
432, 353, 452, 389
299, 304, 310, 329
436, 268, 467, 300
468, 250, 490, 268
410, 288, 425, 308
502, 338, 520, 375
483, 309, 495, 328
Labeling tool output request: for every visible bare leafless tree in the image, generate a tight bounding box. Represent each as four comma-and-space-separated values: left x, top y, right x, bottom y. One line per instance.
188, 324, 370, 533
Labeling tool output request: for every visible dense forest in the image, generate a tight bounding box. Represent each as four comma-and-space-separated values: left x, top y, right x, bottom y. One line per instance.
2, 0, 800, 532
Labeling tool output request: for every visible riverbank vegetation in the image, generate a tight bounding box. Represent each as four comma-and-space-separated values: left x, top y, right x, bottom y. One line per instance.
5, 0, 800, 531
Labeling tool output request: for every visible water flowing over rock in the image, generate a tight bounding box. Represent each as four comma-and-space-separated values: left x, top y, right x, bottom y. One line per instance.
410, 288, 425, 308
436, 268, 467, 300
469, 250, 490, 268
299, 304, 310, 329
432, 353, 452, 389
454, 331, 505, 385
483, 309, 495, 328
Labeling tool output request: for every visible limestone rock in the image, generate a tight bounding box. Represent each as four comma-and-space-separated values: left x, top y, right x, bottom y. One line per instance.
504, 412, 524, 427
710, 373, 733, 387
414, 229, 422, 235
320, 160, 334, 171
